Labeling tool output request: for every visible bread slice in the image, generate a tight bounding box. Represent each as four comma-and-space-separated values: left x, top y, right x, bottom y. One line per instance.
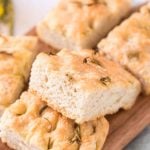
0, 35, 38, 114
0, 91, 109, 150
29, 49, 141, 123
98, 3, 150, 95
36, 0, 134, 50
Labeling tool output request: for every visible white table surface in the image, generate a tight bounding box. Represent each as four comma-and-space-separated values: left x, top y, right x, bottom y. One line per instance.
12, 0, 150, 149
13, 0, 58, 35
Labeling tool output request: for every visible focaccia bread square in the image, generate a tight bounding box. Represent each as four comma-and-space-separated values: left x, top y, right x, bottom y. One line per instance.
0, 35, 38, 81
98, 3, 150, 94
29, 49, 141, 123
0, 91, 109, 150
37, 0, 134, 50
0, 35, 38, 114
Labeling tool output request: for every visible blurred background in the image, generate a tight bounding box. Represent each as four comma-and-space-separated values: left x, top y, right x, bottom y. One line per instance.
12, 0, 58, 35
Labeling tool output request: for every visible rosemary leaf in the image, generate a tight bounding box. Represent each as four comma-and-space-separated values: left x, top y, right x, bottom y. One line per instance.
47, 138, 53, 149
100, 77, 111, 86
70, 124, 81, 144
39, 105, 48, 116
83, 57, 103, 67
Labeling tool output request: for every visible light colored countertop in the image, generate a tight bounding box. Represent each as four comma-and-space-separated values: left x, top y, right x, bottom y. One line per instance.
12, 0, 150, 149
12, 0, 58, 35
125, 127, 150, 150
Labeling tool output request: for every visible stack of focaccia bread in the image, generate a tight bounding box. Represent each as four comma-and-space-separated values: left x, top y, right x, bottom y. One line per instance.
0, 1, 149, 150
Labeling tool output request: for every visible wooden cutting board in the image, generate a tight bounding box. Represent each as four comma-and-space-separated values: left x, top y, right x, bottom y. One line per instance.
0, 28, 150, 150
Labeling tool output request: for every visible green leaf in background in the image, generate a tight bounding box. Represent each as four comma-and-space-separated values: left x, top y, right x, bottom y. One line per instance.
0, 0, 14, 35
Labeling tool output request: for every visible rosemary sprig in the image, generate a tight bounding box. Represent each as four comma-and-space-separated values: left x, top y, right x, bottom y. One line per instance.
100, 76, 111, 86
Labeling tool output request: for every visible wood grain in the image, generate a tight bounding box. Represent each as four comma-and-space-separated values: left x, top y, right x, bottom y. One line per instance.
104, 95, 150, 150
0, 28, 149, 150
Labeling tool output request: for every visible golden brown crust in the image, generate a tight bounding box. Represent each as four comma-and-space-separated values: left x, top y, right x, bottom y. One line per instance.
0, 91, 109, 150
0, 34, 38, 53
0, 35, 38, 112
32, 49, 140, 92
98, 3, 150, 94
0, 75, 24, 107
37, 0, 131, 49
